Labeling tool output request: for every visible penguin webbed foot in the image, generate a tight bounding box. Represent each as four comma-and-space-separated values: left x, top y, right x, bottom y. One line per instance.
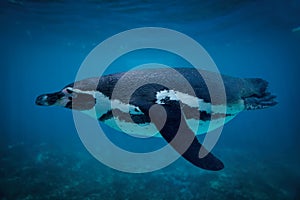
244, 92, 277, 110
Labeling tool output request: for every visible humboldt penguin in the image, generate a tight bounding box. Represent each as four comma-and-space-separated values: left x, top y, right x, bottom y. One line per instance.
35, 68, 277, 171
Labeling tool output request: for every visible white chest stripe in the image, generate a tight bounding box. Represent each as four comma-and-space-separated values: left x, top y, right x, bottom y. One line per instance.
70, 88, 143, 118
72, 88, 244, 137
155, 90, 245, 115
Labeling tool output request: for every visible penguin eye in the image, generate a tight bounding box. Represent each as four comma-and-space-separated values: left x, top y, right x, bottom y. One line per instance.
66, 88, 73, 94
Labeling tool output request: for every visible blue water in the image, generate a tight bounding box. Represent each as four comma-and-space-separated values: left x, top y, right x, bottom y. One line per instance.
1, 0, 300, 199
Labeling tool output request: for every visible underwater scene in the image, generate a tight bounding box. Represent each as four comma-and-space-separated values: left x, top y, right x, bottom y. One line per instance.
1, 0, 300, 199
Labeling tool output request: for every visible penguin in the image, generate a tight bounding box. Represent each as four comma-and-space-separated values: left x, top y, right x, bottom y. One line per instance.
35, 68, 277, 171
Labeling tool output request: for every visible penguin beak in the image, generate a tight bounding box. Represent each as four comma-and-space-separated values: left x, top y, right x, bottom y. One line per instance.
35, 92, 65, 106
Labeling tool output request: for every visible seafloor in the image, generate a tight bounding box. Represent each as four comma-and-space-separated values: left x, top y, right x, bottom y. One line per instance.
1, 141, 298, 200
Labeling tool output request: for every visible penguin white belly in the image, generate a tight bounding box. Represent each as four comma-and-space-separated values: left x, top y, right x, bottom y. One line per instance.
80, 89, 245, 137
94, 106, 241, 137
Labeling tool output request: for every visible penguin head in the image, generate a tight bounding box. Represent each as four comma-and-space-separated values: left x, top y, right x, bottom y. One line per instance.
35, 86, 96, 111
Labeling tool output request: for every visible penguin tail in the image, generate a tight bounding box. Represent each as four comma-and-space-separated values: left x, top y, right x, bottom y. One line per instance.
243, 78, 278, 110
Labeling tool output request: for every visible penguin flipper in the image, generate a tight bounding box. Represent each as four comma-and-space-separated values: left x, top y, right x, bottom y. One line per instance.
149, 102, 224, 171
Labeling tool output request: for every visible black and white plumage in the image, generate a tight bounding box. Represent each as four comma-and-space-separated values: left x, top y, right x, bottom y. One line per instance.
35, 68, 277, 171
